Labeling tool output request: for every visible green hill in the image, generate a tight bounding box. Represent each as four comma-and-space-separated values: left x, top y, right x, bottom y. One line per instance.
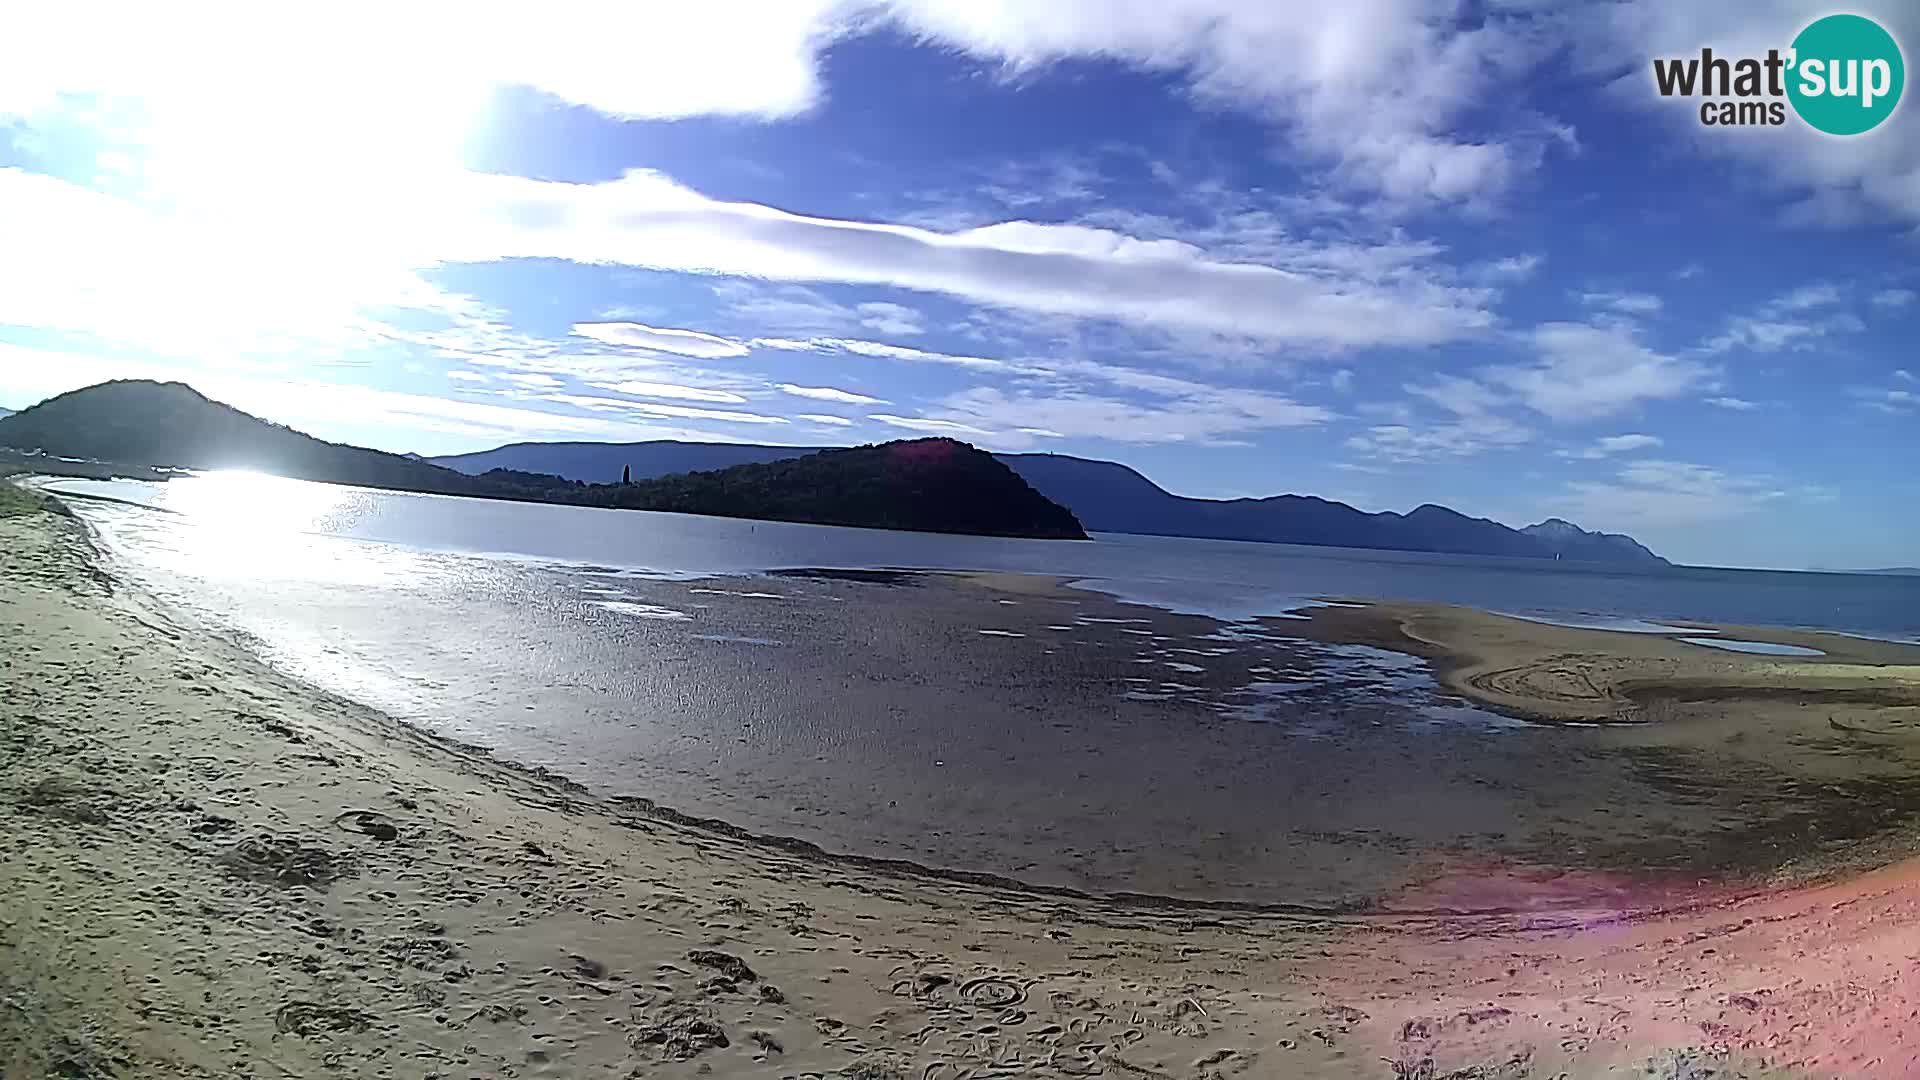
0, 380, 491, 496
0, 380, 1085, 540
585, 439, 1086, 539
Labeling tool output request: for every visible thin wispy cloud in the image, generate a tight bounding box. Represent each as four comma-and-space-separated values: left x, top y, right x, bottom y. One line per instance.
570, 322, 750, 358
777, 384, 888, 405
587, 380, 750, 404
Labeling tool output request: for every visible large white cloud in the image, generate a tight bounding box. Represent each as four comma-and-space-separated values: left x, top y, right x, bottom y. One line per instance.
0, 3, 841, 123
428, 170, 1499, 350
0, 1, 1574, 209
1487, 322, 1715, 421
7, 2, 1909, 230
0, 165, 1498, 358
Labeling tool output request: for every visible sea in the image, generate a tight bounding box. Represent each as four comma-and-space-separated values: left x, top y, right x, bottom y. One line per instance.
32, 472, 1920, 903
45, 472, 1919, 636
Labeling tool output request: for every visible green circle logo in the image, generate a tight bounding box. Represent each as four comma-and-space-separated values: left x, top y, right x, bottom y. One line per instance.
1787, 14, 1905, 135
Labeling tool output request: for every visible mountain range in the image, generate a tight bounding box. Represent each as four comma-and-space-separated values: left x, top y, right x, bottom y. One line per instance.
431, 440, 1668, 565
0, 381, 1085, 540
0, 381, 1665, 561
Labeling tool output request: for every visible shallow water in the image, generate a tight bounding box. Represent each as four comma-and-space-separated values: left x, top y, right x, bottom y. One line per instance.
1494, 612, 1714, 635
1679, 637, 1826, 657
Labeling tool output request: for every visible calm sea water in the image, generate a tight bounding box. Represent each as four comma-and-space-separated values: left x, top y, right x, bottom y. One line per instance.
33, 472, 1920, 902
45, 473, 1920, 637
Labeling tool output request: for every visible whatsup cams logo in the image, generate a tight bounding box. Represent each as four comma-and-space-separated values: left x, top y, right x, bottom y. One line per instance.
1653, 13, 1905, 134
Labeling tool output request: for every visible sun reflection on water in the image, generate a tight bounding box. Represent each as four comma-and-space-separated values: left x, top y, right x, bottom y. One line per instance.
150, 472, 386, 583
166, 471, 352, 530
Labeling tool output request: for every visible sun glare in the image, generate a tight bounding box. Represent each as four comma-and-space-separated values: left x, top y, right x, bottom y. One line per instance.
167, 471, 352, 535
104, 20, 491, 354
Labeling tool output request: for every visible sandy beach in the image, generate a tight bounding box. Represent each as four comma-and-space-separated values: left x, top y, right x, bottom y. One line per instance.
9, 498, 1920, 1077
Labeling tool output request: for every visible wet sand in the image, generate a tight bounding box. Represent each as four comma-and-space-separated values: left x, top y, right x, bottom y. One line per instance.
514, 561, 1920, 908
9, 502, 1920, 1075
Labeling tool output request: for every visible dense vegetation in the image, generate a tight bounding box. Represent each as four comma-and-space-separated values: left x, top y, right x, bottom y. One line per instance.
578, 439, 1085, 538
0, 381, 1086, 540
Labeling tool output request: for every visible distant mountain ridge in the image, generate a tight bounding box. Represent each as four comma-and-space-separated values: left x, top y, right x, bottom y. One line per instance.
1521, 517, 1666, 565
0, 381, 1085, 540
428, 441, 1669, 565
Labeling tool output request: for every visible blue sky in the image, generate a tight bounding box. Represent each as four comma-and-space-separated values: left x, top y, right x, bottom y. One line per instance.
0, 2, 1915, 569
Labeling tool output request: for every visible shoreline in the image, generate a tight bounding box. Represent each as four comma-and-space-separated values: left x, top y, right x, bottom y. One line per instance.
29, 508, 1690, 921
45, 484, 1920, 911
1287, 598, 1920, 724
13, 503, 1920, 1074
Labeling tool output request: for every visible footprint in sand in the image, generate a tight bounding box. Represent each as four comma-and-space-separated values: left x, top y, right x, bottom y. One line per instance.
220, 834, 352, 889
630, 1006, 729, 1060
685, 948, 758, 983
273, 1001, 376, 1037
333, 809, 399, 841
960, 976, 1027, 1009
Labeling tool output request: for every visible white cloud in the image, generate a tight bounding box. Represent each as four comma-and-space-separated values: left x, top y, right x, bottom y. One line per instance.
1770, 283, 1842, 313
0, 167, 423, 360
867, 413, 996, 437
0, 343, 736, 449
855, 301, 925, 336
1705, 396, 1758, 411
1578, 290, 1663, 315
1344, 415, 1534, 464
3, 2, 1587, 214
445, 369, 491, 383
1596, 433, 1662, 454
1556, 432, 1664, 459
924, 382, 1329, 449
711, 283, 871, 334
500, 372, 565, 389
411, 170, 1498, 351
1405, 374, 1505, 417
587, 380, 750, 404
0, 3, 844, 125
1551, 458, 1788, 529
778, 383, 888, 405
753, 336, 1015, 371
1488, 322, 1712, 421
1330, 368, 1355, 393
1898, 370, 1915, 383
0, 120, 1503, 392
539, 393, 789, 425
1474, 254, 1545, 282
1855, 385, 1919, 415
795, 413, 855, 426
570, 322, 750, 358
1872, 289, 1917, 310
1701, 284, 1862, 354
